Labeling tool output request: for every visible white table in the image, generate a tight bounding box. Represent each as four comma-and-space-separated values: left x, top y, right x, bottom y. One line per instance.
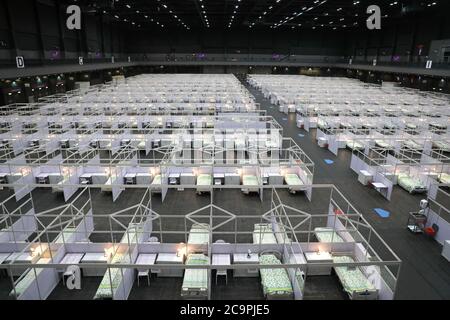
372, 182, 388, 198
155, 253, 184, 277
80, 252, 109, 277
135, 254, 157, 286
213, 254, 230, 284
317, 137, 328, 147
304, 252, 333, 276
233, 253, 259, 278
60, 253, 85, 266
442, 240, 450, 262
358, 170, 373, 186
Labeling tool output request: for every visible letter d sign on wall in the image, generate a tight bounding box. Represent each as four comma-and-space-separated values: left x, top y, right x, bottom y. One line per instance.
66, 5, 81, 30
16, 56, 25, 69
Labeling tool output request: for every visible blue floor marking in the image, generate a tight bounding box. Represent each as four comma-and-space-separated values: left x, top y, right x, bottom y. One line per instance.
374, 208, 390, 218
324, 159, 334, 164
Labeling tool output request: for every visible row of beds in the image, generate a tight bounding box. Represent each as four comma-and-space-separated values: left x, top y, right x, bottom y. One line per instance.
7, 224, 377, 300
38, 172, 305, 196
252, 224, 379, 300
154, 172, 306, 195
345, 139, 450, 193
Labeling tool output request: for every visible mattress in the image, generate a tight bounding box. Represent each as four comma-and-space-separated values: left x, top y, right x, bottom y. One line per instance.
196, 174, 212, 186
375, 140, 393, 150
314, 227, 344, 243
10, 258, 51, 298
259, 254, 293, 297
182, 254, 209, 291
433, 141, 450, 152
101, 177, 112, 191
188, 224, 210, 245
403, 140, 422, 150
242, 175, 259, 186
253, 224, 277, 244
346, 141, 365, 151
152, 175, 161, 185
438, 173, 450, 185
54, 227, 76, 243
333, 256, 376, 295
284, 174, 303, 186
397, 174, 427, 193
94, 227, 141, 299
94, 253, 124, 299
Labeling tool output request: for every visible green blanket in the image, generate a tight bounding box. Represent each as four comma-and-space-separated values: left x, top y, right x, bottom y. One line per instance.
284, 174, 303, 186
398, 174, 427, 193
253, 224, 277, 244
182, 254, 209, 290
333, 256, 376, 295
259, 255, 293, 296
196, 174, 212, 186
243, 175, 259, 186
314, 227, 344, 243
188, 224, 210, 245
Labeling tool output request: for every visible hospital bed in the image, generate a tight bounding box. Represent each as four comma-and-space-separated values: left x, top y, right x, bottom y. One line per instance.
181, 254, 209, 299
94, 226, 142, 299
397, 173, 427, 194
346, 141, 365, 151
52, 178, 67, 193
188, 224, 210, 249
196, 174, 212, 194
241, 175, 259, 194
54, 227, 76, 243
314, 227, 345, 243
433, 141, 450, 152
402, 140, 423, 150
101, 177, 113, 193
9, 257, 51, 299
284, 173, 304, 194
438, 173, 450, 185
375, 140, 394, 150
253, 224, 277, 244
333, 255, 378, 300
151, 174, 162, 194
259, 253, 293, 300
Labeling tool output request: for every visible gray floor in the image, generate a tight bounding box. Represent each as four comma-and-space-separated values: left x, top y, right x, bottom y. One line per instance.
243, 80, 450, 300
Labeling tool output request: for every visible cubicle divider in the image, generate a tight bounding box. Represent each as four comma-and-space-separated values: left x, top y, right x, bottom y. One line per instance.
373, 172, 393, 201
13, 206, 94, 300
328, 136, 339, 156
0, 192, 36, 243
112, 167, 124, 202
63, 166, 79, 202
14, 174, 34, 201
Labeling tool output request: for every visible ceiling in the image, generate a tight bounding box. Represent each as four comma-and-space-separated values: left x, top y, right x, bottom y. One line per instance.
64, 0, 447, 31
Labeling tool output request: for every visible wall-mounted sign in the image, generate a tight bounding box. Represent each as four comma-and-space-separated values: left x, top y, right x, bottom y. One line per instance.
349, 58, 353, 65
128, 56, 131, 62
78, 57, 83, 65
373, 59, 377, 66
426, 60, 433, 69
16, 56, 25, 68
